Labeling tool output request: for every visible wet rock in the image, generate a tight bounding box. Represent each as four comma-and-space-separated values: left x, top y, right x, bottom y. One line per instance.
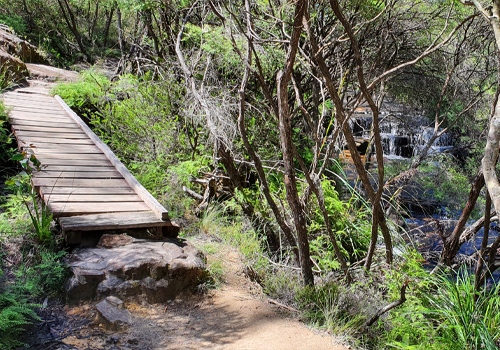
97, 297, 131, 330
66, 236, 205, 304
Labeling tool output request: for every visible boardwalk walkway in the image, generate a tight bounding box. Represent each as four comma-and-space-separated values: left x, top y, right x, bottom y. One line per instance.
3, 79, 177, 244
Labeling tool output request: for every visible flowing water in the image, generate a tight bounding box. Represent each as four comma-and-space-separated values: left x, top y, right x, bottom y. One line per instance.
343, 99, 497, 272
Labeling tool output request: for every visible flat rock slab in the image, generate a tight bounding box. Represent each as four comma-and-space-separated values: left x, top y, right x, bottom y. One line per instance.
66, 235, 206, 303
96, 296, 131, 330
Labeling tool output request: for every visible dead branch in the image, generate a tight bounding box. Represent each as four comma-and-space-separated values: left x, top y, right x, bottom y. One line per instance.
365, 280, 410, 327
267, 298, 299, 313
182, 186, 203, 201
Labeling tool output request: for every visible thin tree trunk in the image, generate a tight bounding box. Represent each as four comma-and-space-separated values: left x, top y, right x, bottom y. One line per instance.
89, 1, 99, 46
440, 169, 484, 265
474, 192, 490, 298
57, 0, 91, 63
103, 6, 115, 47
116, 3, 125, 74
302, 7, 393, 270
276, 0, 313, 286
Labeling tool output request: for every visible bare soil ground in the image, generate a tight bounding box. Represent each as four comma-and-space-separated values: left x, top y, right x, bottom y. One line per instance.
23, 247, 349, 350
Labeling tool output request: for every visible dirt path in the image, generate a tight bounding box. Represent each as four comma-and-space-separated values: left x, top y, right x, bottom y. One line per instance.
36, 247, 349, 350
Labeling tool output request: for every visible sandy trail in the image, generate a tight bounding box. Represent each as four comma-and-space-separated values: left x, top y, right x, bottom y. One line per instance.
57, 249, 349, 350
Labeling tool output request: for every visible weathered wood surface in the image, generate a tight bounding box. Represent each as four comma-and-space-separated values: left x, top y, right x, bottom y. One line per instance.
40, 187, 136, 195
59, 211, 173, 232
49, 202, 151, 217
46, 194, 142, 202
2, 88, 174, 242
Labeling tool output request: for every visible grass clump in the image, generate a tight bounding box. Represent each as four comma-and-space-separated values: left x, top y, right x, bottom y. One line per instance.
425, 271, 500, 350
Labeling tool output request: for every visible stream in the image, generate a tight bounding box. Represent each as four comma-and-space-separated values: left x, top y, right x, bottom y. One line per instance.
343, 98, 498, 274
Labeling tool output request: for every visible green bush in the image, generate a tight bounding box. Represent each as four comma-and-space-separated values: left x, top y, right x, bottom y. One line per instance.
296, 282, 366, 338
0, 14, 26, 35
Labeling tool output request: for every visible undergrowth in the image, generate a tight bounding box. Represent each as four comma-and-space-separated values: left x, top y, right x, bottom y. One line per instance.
1, 100, 67, 348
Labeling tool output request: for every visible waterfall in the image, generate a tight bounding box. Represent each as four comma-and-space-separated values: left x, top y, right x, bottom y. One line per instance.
350, 114, 454, 159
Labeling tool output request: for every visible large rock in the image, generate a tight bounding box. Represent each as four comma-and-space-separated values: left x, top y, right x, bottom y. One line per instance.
65, 235, 206, 304
0, 49, 28, 83
0, 24, 46, 63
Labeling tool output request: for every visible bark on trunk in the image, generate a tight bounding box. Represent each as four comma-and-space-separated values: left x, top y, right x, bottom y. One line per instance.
441, 169, 484, 265
275, 0, 313, 286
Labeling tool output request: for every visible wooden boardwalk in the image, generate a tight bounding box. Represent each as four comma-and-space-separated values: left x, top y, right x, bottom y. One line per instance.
3, 85, 177, 244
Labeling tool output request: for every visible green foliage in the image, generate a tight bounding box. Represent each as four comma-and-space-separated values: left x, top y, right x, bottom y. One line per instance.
0, 249, 67, 349
418, 157, 476, 215
0, 101, 15, 165
261, 268, 301, 305
0, 14, 26, 35
14, 250, 69, 298
296, 282, 366, 337
51, 71, 112, 113
5, 154, 53, 245
309, 179, 371, 266
0, 286, 39, 350
425, 271, 500, 350
383, 250, 440, 349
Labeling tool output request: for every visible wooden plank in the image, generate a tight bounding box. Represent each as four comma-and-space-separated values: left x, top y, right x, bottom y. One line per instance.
33, 178, 129, 188
12, 125, 85, 133
35, 165, 117, 172
10, 119, 80, 128
18, 137, 95, 145
25, 145, 104, 153
48, 202, 151, 217
30, 159, 113, 166
19, 141, 99, 149
9, 119, 81, 132
8, 114, 75, 128
31, 153, 108, 160
3, 95, 59, 103
16, 131, 89, 139
3, 93, 54, 102
40, 187, 135, 195
9, 112, 72, 121
46, 194, 142, 202
9, 105, 66, 114
56, 96, 169, 221
3, 98, 60, 108
59, 211, 172, 231
28, 150, 107, 161
34, 171, 123, 179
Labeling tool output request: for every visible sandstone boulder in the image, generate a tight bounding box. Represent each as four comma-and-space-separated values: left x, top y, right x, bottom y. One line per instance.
0, 24, 46, 63
0, 49, 28, 83
65, 236, 206, 304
